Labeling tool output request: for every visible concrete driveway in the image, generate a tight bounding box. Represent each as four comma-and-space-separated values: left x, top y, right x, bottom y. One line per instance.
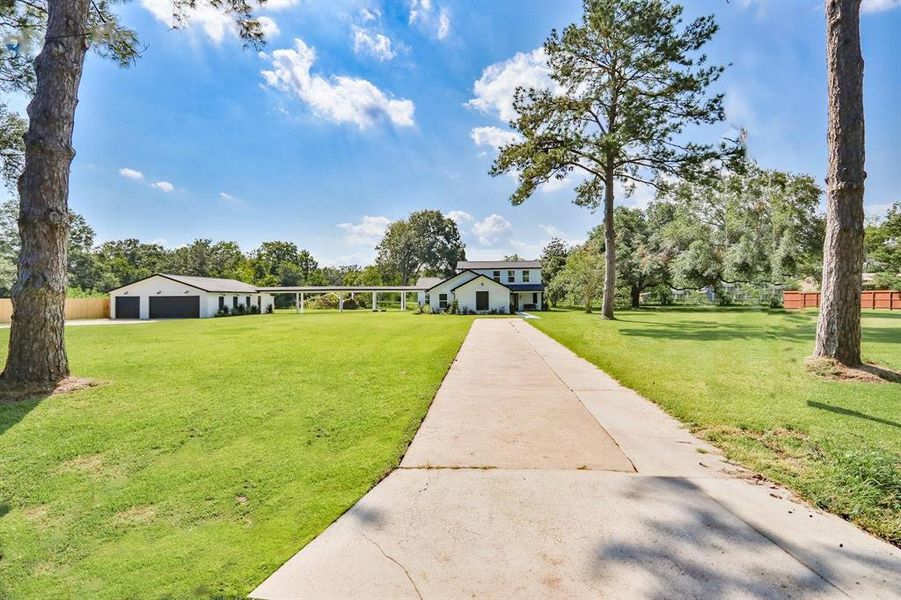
252, 319, 901, 599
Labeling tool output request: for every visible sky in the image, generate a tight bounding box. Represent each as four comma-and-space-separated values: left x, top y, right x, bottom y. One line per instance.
10, 0, 900, 266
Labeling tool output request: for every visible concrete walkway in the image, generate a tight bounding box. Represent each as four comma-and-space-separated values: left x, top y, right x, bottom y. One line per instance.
252, 319, 901, 599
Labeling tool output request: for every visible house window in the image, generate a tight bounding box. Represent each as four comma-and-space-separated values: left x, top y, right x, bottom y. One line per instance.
507, 270, 515, 283
246, 296, 251, 307
439, 293, 448, 309
232, 296, 238, 309
425, 293, 430, 305
218, 296, 225, 310
492, 270, 500, 282
522, 270, 530, 283
533, 292, 538, 305
476, 291, 489, 311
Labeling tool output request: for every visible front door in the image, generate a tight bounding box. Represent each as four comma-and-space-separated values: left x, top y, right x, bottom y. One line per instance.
511, 293, 519, 311
476, 291, 489, 311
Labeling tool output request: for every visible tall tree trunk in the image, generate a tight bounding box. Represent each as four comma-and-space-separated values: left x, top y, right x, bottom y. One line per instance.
1, 0, 90, 390
602, 170, 616, 319
814, 0, 865, 366
630, 285, 640, 308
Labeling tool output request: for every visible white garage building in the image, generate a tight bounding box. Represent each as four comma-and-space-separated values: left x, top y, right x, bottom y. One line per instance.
109, 274, 275, 319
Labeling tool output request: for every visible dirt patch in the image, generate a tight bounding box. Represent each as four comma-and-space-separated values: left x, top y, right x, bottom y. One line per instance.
22, 505, 50, 523
806, 358, 901, 383
58, 453, 105, 476
0, 377, 100, 404
114, 505, 156, 526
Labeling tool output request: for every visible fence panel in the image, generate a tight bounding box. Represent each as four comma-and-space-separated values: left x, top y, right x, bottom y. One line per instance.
783, 290, 899, 310
0, 297, 110, 323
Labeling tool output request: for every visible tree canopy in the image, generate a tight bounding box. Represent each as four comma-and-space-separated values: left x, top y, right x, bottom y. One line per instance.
376, 210, 466, 285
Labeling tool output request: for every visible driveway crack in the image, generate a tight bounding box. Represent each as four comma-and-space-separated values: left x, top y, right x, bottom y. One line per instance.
360, 532, 423, 600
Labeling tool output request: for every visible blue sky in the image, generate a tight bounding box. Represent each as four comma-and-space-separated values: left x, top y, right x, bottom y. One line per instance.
14, 0, 901, 266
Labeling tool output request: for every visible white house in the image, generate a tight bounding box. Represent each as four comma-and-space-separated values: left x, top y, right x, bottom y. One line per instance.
109, 274, 275, 319
416, 260, 544, 314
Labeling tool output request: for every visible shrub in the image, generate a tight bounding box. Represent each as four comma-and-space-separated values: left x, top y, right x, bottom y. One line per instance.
342, 298, 359, 310
450, 300, 459, 314
422, 304, 432, 315
414, 303, 423, 314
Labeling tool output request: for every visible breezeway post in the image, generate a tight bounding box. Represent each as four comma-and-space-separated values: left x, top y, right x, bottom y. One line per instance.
301, 293, 305, 313
372, 292, 377, 311
295, 292, 299, 314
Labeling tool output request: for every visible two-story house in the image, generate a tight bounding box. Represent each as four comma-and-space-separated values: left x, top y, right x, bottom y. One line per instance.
416, 260, 544, 313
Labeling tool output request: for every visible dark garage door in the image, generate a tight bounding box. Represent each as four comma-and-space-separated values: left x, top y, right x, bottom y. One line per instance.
149, 296, 200, 319
115, 296, 139, 319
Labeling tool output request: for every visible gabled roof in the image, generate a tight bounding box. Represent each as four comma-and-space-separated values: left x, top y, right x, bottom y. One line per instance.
426, 269, 479, 292
111, 273, 259, 294
457, 260, 541, 270
450, 272, 512, 292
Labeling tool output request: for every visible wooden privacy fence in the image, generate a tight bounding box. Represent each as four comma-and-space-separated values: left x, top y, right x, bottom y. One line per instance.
0, 297, 110, 322
783, 290, 901, 310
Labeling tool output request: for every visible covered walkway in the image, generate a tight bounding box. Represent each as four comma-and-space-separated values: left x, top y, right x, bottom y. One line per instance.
256, 285, 427, 312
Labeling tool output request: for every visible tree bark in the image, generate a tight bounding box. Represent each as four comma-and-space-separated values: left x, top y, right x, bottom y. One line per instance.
1, 0, 90, 389
814, 0, 865, 366
630, 285, 640, 308
602, 169, 616, 319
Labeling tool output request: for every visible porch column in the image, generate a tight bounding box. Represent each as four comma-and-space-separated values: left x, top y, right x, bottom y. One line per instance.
300, 292, 305, 313
401, 292, 406, 311
295, 292, 299, 314
372, 291, 377, 311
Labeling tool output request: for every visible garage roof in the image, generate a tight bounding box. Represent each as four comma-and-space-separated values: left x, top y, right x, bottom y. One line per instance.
110, 273, 259, 294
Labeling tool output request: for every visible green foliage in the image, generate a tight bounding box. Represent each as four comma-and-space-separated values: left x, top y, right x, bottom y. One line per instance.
0, 106, 25, 190
548, 240, 605, 311
492, 0, 739, 205
659, 165, 824, 289
865, 202, 901, 283
539, 238, 570, 306
376, 210, 466, 285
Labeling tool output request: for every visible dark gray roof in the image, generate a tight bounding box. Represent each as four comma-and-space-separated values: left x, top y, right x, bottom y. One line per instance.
457, 260, 541, 270
508, 284, 545, 292
159, 274, 259, 293
415, 276, 444, 289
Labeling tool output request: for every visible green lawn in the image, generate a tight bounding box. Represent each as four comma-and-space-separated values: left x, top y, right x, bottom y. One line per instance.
531, 307, 901, 544
0, 312, 473, 598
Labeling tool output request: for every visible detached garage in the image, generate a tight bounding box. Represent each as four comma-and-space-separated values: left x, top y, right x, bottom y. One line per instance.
109, 274, 274, 319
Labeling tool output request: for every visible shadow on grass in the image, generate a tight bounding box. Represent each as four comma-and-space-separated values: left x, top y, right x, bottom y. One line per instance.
807, 401, 900, 429
0, 390, 47, 437
591, 476, 898, 598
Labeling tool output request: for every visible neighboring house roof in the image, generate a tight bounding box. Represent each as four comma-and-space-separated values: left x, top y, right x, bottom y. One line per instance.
450, 273, 512, 292
507, 283, 545, 292
456, 260, 541, 270
110, 273, 259, 294
415, 276, 444, 289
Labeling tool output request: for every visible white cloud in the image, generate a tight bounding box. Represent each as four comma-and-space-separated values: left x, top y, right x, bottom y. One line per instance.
141, 0, 236, 44
447, 210, 473, 225
260, 0, 298, 11
472, 213, 512, 246
470, 126, 521, 150
360, 7, 379, 21
119, 167, 144, 180
467, 48, 553, 122
861, 0, 901, 12
409, 0, 451, 41
437, 8, 451, 39
152, 181, 174, 192
262, 38, 415, 128
352, 26, 396, 61
337, 215, 392, 245
257, 16, 280, 38
219, 191, 246, 206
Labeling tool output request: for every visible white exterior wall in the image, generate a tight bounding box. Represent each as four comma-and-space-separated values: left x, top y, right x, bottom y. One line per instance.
453, 277, 510, 313
109, 275, 273, 319
471, 267, 541, 286
426, 271, 478, 312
